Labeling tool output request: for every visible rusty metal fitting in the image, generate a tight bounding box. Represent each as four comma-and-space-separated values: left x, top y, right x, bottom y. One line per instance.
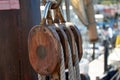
42, 0, 62, 9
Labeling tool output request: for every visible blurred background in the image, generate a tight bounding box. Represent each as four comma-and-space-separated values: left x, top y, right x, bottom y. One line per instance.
77, 0, 120, 80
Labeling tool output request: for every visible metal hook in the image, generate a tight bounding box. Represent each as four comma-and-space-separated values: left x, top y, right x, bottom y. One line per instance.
41, 1, 53, 25
43, 1, 52, 19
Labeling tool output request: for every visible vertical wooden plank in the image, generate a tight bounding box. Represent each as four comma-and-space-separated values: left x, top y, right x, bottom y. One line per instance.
18, 0, 40, 80
0, 10, 20, 80
0, 0, 40, 80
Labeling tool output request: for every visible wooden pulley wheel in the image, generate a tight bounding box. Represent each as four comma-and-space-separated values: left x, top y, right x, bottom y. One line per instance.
61, 23, 76, 65
28, 25, 61, 75
53, 7, 76, 65
54, 23, 69, 68
67, 22, 83, 61
52, 7, 70, 68
28, 2, 62, 75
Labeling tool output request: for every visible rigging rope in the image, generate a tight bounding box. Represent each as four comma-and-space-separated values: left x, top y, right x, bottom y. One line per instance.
68, 43, 75, 80
60, 44, 66, 80
74, 42, 81, 80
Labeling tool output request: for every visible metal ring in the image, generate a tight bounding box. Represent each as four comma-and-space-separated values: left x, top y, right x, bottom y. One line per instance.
43, 1, 52, 19
40, 1, 52, 25
43, 0, 62, 9
51, 0, 62, 9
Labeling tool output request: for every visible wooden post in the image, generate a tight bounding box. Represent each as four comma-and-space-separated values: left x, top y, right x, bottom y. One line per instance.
84, 0, 98, 42
0, 0, 40, 80
104, 40, 109, 73
92, 42, 95, 60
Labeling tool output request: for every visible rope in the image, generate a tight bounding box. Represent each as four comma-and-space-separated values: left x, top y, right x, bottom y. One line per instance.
68, 43, 75, 80
60, 44, 66, 80
65, 0, 70, 21
38, 74, 46, 80
74, 42, 81, 80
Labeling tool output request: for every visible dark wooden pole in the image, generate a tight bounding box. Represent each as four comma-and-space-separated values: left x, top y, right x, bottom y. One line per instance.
104, 40, 109, 73
0, 0, 40, 80
92, 42, 95, 60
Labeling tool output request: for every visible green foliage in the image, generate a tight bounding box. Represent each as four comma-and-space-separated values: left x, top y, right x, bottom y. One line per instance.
99, 0, 120, 5
101, 1, 112, 5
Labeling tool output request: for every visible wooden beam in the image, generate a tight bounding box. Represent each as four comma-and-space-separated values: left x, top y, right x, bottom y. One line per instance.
0, 0, 40, 80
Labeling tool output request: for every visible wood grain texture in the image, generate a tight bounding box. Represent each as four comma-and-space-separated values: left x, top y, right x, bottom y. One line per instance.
28, 25, 61, 75
0, 0, 40, 80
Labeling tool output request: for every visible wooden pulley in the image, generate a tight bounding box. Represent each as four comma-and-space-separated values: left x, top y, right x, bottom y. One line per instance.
54, 24, 69, 68
62, 24, 76, 65
53, 7, 81, 65
28, 2, 62, 75
68, 23, 83, 61
49, 8, 69, 68
53, 7, 76, 67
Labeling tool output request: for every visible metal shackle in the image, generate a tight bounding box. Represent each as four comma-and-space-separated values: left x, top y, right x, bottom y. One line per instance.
41, 1, 53, 25
43, 0, 62, 9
